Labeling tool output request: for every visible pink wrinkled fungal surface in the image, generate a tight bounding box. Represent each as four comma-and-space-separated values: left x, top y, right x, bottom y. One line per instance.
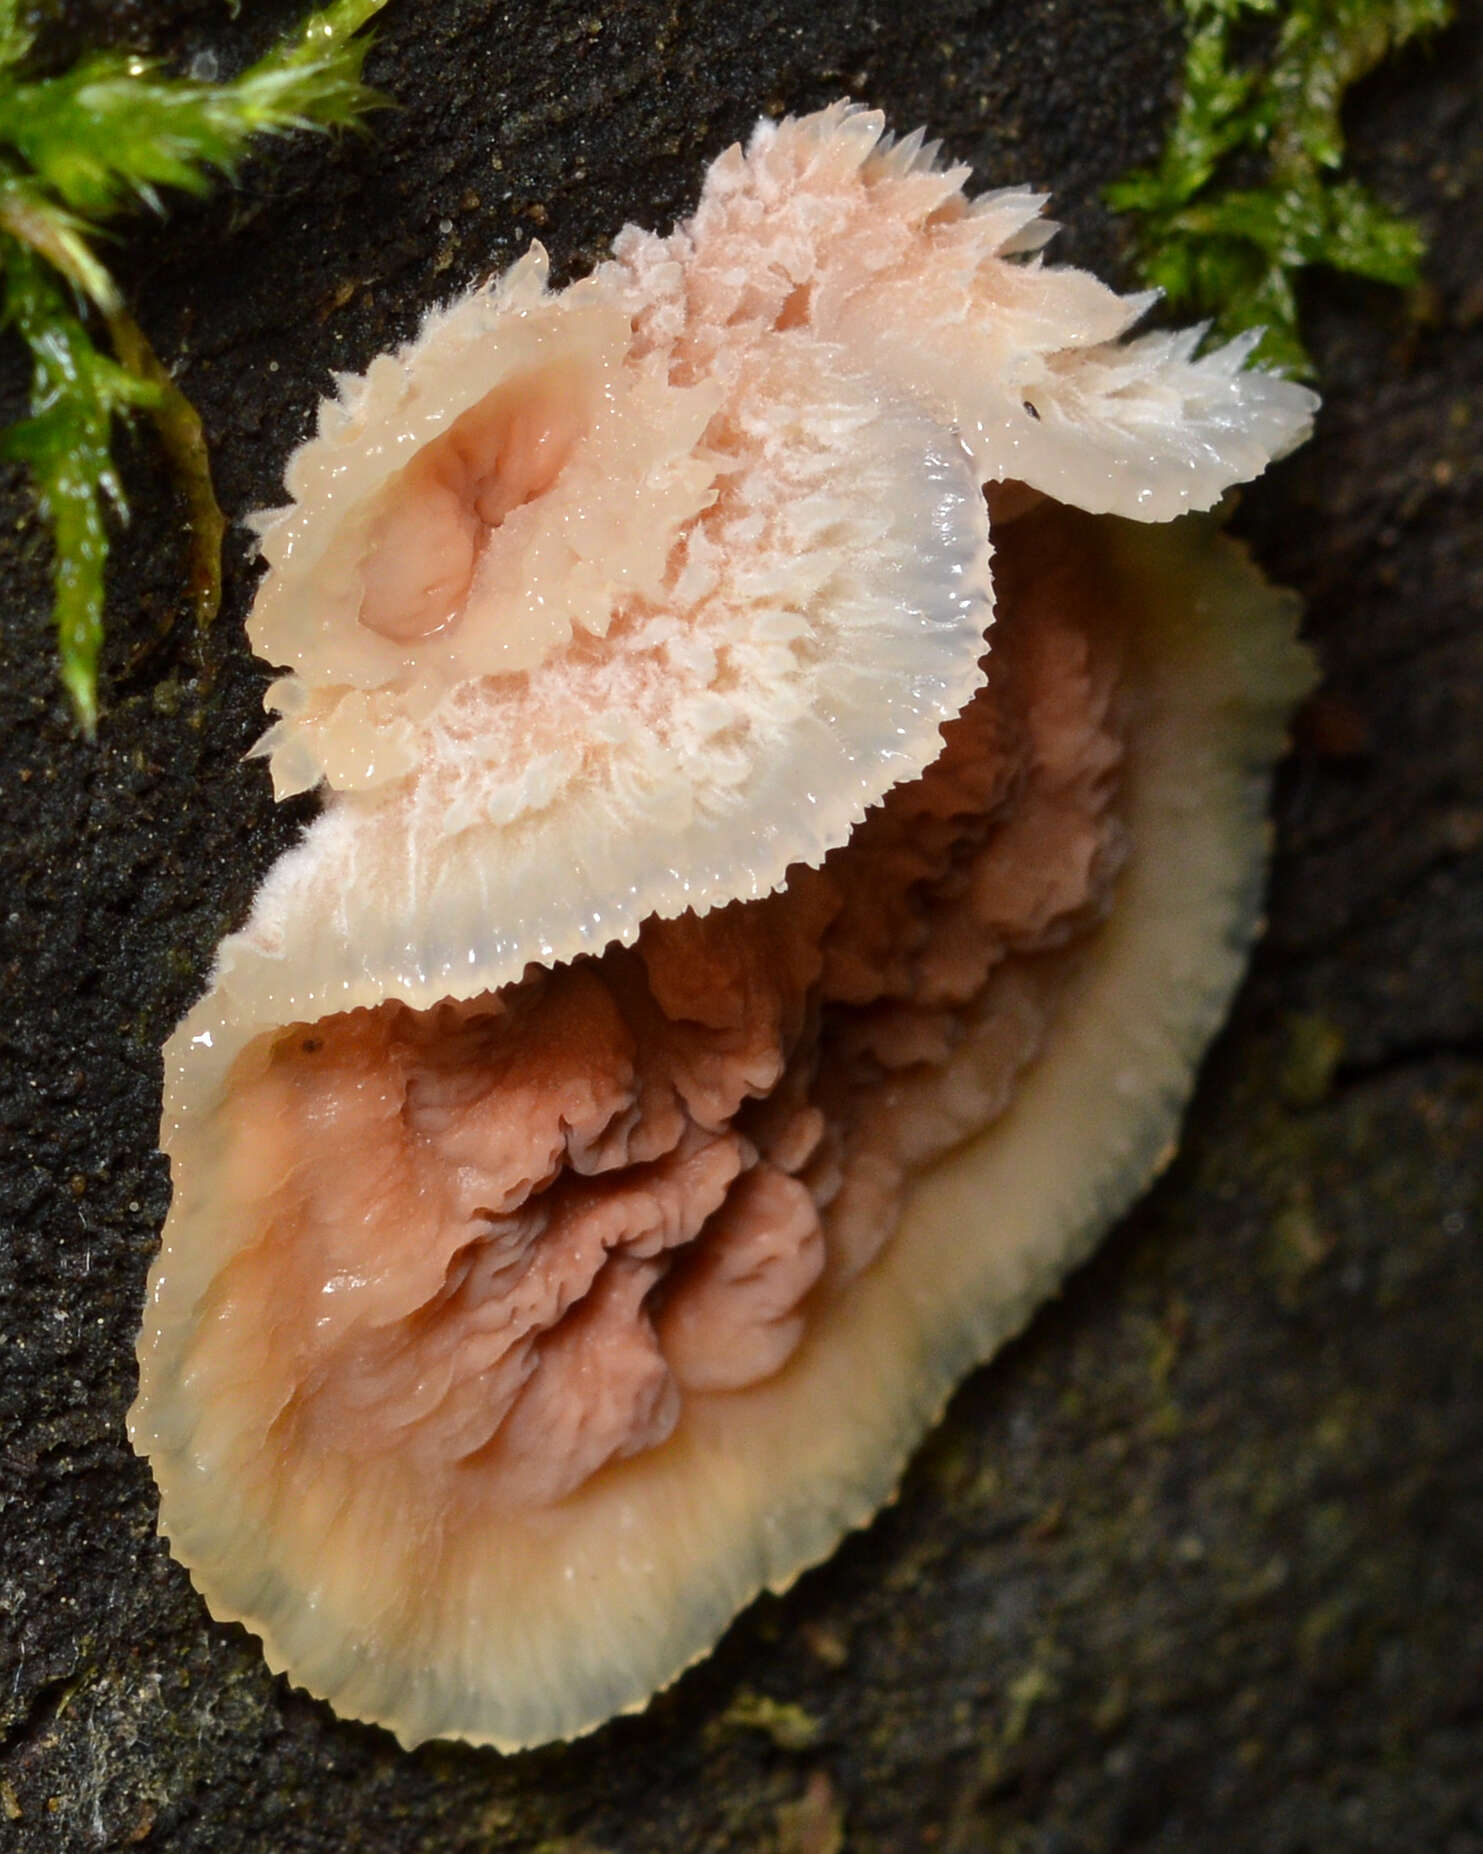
131, 106, 1317, 1751
195, 539, 1122, 1513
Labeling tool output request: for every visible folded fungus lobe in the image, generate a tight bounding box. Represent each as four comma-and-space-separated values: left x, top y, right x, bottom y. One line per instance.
131, 104, 1318, 1752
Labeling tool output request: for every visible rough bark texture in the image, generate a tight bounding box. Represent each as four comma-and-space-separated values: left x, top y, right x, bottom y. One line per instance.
2, 3, 1480, 1849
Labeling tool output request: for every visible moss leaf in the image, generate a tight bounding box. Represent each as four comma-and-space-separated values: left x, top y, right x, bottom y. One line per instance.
0, 249, 159, 732
0, 0, 388, 220
1109, 0, 1453, 377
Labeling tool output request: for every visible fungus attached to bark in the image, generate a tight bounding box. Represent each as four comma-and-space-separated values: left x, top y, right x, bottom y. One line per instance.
130, 105, 1317, 1752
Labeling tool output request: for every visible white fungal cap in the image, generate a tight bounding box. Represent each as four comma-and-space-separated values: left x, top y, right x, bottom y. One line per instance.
610, 102, 1318, 518
231, 342, 996, 1051
250, 102, 1313, 823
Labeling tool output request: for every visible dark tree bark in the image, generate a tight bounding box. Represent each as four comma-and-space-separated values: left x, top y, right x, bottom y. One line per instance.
2, 4, 1480, 1849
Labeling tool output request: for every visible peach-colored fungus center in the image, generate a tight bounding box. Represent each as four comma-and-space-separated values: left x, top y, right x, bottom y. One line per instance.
359, 363, 586, 645
189, 506, 1129, 1517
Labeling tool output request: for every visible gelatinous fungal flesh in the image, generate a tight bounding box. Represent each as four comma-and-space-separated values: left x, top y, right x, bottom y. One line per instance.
130, 106, 1317, 1751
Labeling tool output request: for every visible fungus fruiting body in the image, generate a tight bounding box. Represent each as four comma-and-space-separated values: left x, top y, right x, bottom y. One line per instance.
130, 105, 1317, 1751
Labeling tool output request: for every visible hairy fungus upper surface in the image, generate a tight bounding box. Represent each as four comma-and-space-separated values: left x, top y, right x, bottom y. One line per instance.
132, 105, 1317, 1750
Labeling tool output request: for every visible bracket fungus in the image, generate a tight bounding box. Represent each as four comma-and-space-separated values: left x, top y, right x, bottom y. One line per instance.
130, 104, 1318, 1752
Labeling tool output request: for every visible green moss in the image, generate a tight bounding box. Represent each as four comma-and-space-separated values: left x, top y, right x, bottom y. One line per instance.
713, 1688, 822, 1752
1277, 1010, 1347, 1107
0, 0, 392, 730
1107, 0, 1453, 376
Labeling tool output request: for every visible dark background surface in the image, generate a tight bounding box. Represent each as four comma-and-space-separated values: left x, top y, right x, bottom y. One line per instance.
1, 2, 1480, 1848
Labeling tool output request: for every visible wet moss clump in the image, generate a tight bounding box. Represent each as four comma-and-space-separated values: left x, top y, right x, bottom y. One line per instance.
1107, 0, 1452, 375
